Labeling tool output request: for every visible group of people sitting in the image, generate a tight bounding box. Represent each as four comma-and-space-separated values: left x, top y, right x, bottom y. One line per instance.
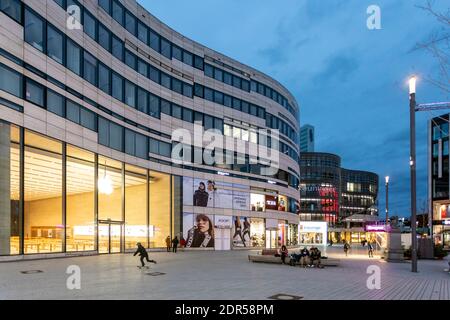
279, 245, 323, 268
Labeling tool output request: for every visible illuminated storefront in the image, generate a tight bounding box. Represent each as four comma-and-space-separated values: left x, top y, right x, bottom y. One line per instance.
432, 202, 450, 248
298, 221, 327, 245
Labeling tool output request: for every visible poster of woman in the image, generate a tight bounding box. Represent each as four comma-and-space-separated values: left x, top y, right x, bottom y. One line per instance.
232, 216, 251, 247
185, 214, 215, 248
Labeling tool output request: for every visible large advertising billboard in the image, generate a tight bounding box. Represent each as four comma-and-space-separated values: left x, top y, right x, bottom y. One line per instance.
183, 213, 215, 248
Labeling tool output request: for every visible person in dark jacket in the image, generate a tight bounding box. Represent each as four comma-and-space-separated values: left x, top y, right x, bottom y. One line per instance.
172, 236, 179, 253
133, 242, 156, 267
299, 247, 310, 267
193, 182, 209, 207
280, 245, 289, 264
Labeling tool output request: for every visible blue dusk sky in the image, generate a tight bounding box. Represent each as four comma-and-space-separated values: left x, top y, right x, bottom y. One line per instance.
139, 0, 449, 217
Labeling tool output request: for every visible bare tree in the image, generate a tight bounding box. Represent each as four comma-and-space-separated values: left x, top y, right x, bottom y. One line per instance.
414, 0, 450, 94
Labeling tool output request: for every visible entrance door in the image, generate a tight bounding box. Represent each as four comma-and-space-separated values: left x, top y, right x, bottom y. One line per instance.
98, 221, 123, 254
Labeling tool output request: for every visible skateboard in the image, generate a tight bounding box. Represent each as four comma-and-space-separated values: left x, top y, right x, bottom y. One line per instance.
137, 266, 150, 269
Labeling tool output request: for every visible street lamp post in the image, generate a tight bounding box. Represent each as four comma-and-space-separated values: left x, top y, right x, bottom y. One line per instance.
409, 76, 418, 273
385, 176, 389, 226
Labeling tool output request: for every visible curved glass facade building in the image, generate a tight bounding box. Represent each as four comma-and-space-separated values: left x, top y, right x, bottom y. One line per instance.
0, 0, 300, 257
299, 152, 378, 244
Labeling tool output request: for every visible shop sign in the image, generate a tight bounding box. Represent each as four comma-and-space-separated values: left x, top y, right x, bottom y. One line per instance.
365, 225, 389, 232
214, 215, 233, 229
266, 219, 278, 229
443, 220, 450, 225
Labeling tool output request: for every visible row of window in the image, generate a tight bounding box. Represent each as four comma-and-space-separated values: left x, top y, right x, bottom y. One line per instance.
93, 0, 205, 70
1, 61, 300, 187
0, 0, 21, 23
204, 64, 250, 92
204, 62, 297, 119
265, 113, 298, 143
0, 63, 96, 131
251, 79, 296, 117
22, 3, 296, 144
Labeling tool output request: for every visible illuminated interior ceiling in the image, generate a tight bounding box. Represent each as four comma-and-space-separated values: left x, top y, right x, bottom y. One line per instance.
10, 147, 151, 202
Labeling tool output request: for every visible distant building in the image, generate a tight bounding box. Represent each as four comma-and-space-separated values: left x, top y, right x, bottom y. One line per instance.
429, 114, 450, 248
300, 125, 315, 152
299, 152, 378, 244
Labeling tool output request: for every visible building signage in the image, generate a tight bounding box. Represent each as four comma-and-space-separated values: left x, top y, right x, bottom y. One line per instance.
214, 215, 233, 229
266, 219, 278, 229
265, 195, 278, 211
365, 225, 389, 232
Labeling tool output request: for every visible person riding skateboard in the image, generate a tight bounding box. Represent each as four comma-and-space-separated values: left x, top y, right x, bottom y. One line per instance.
133, 242, 156, 267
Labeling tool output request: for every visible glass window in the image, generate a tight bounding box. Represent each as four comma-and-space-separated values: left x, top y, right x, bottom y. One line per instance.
258, 107, 265, 119
66, 146, 95, 252
47, 25, 64, 64
223, 72, 232, 85
99, 0, 110, 13
232, 98, 241, 111
172, 45, 182, 61
80, 107, 96, 131
214, 118, 224, 133
83, 51, 97, 86
149, 30, 160, 52
183, 108, 193, 122
204, 115, 213, 130
233, 127, 241, 139
109, 121, 123, 151
172, 78, 182, 95
251, 80, 257, 91
125, 11, 136, 35
98, 63, 111, 94
224, 124, 232, 136
137, 88, 148, 113
125, 129, 136, 155
125, 80, 136, 108
172, 104, 182, 119
25, 79, 44, 107
1, 0, 22, 23
160, 99, 170, 115
149, 138, 159, 154
194, 55, 204, 70
125, 50, 137, 70
137, 59, 148, 77
257, 83, 264, 95
24, 9, 44, 51
98, 23, 111, 51
232, 76, 241, 89
125, 166, 147, 248
0, 64, 22, 97
112, 35, 124, 61
182, 51, 193, 66
24, 132, 63, 254
214, 68, 223, 81
160, 73, 171, 89
183, 83, 193, 98
241, 129, 249, 141
112, 73, 124, 101
194, 83, 204, 98
159, 141, 171, 157
194, 112, 203, 124
149, 65, 160, 83
149, 94, 160, 118
250, 104, 258, 116
214, 91, 224, 105
204, 87, 213, 101
223, 95, 232, 107
160, 37, 171, 59
242, 79, 250, 92
137, 21, 148, 44
241, 101, 249, 113
66, 100, 80, 123
149, 171, 171, 247
204, 64, 214, 78
98, 156, 123, 222
66, 39, 82, 76
135, 134, 148, 159
98, 117, 109, 146
84, 11, 97, 40
47, 90, 65, 117
112, 0, 124, 25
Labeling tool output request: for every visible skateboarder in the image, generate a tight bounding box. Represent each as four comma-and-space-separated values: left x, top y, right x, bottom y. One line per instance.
133, 242, 156, 268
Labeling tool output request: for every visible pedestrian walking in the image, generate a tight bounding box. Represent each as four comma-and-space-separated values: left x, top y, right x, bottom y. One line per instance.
172, 236, 179, 253
133, 242, 156, 268
343, 241, 350, 257
368, 242, 374, 258
165, 236, 171, 252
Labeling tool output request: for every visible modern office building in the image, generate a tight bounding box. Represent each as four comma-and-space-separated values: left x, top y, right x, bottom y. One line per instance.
300, 124, 314, 152
429, 114, 450, 248
299, 152, 378, 244
0, 0, 301, 258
